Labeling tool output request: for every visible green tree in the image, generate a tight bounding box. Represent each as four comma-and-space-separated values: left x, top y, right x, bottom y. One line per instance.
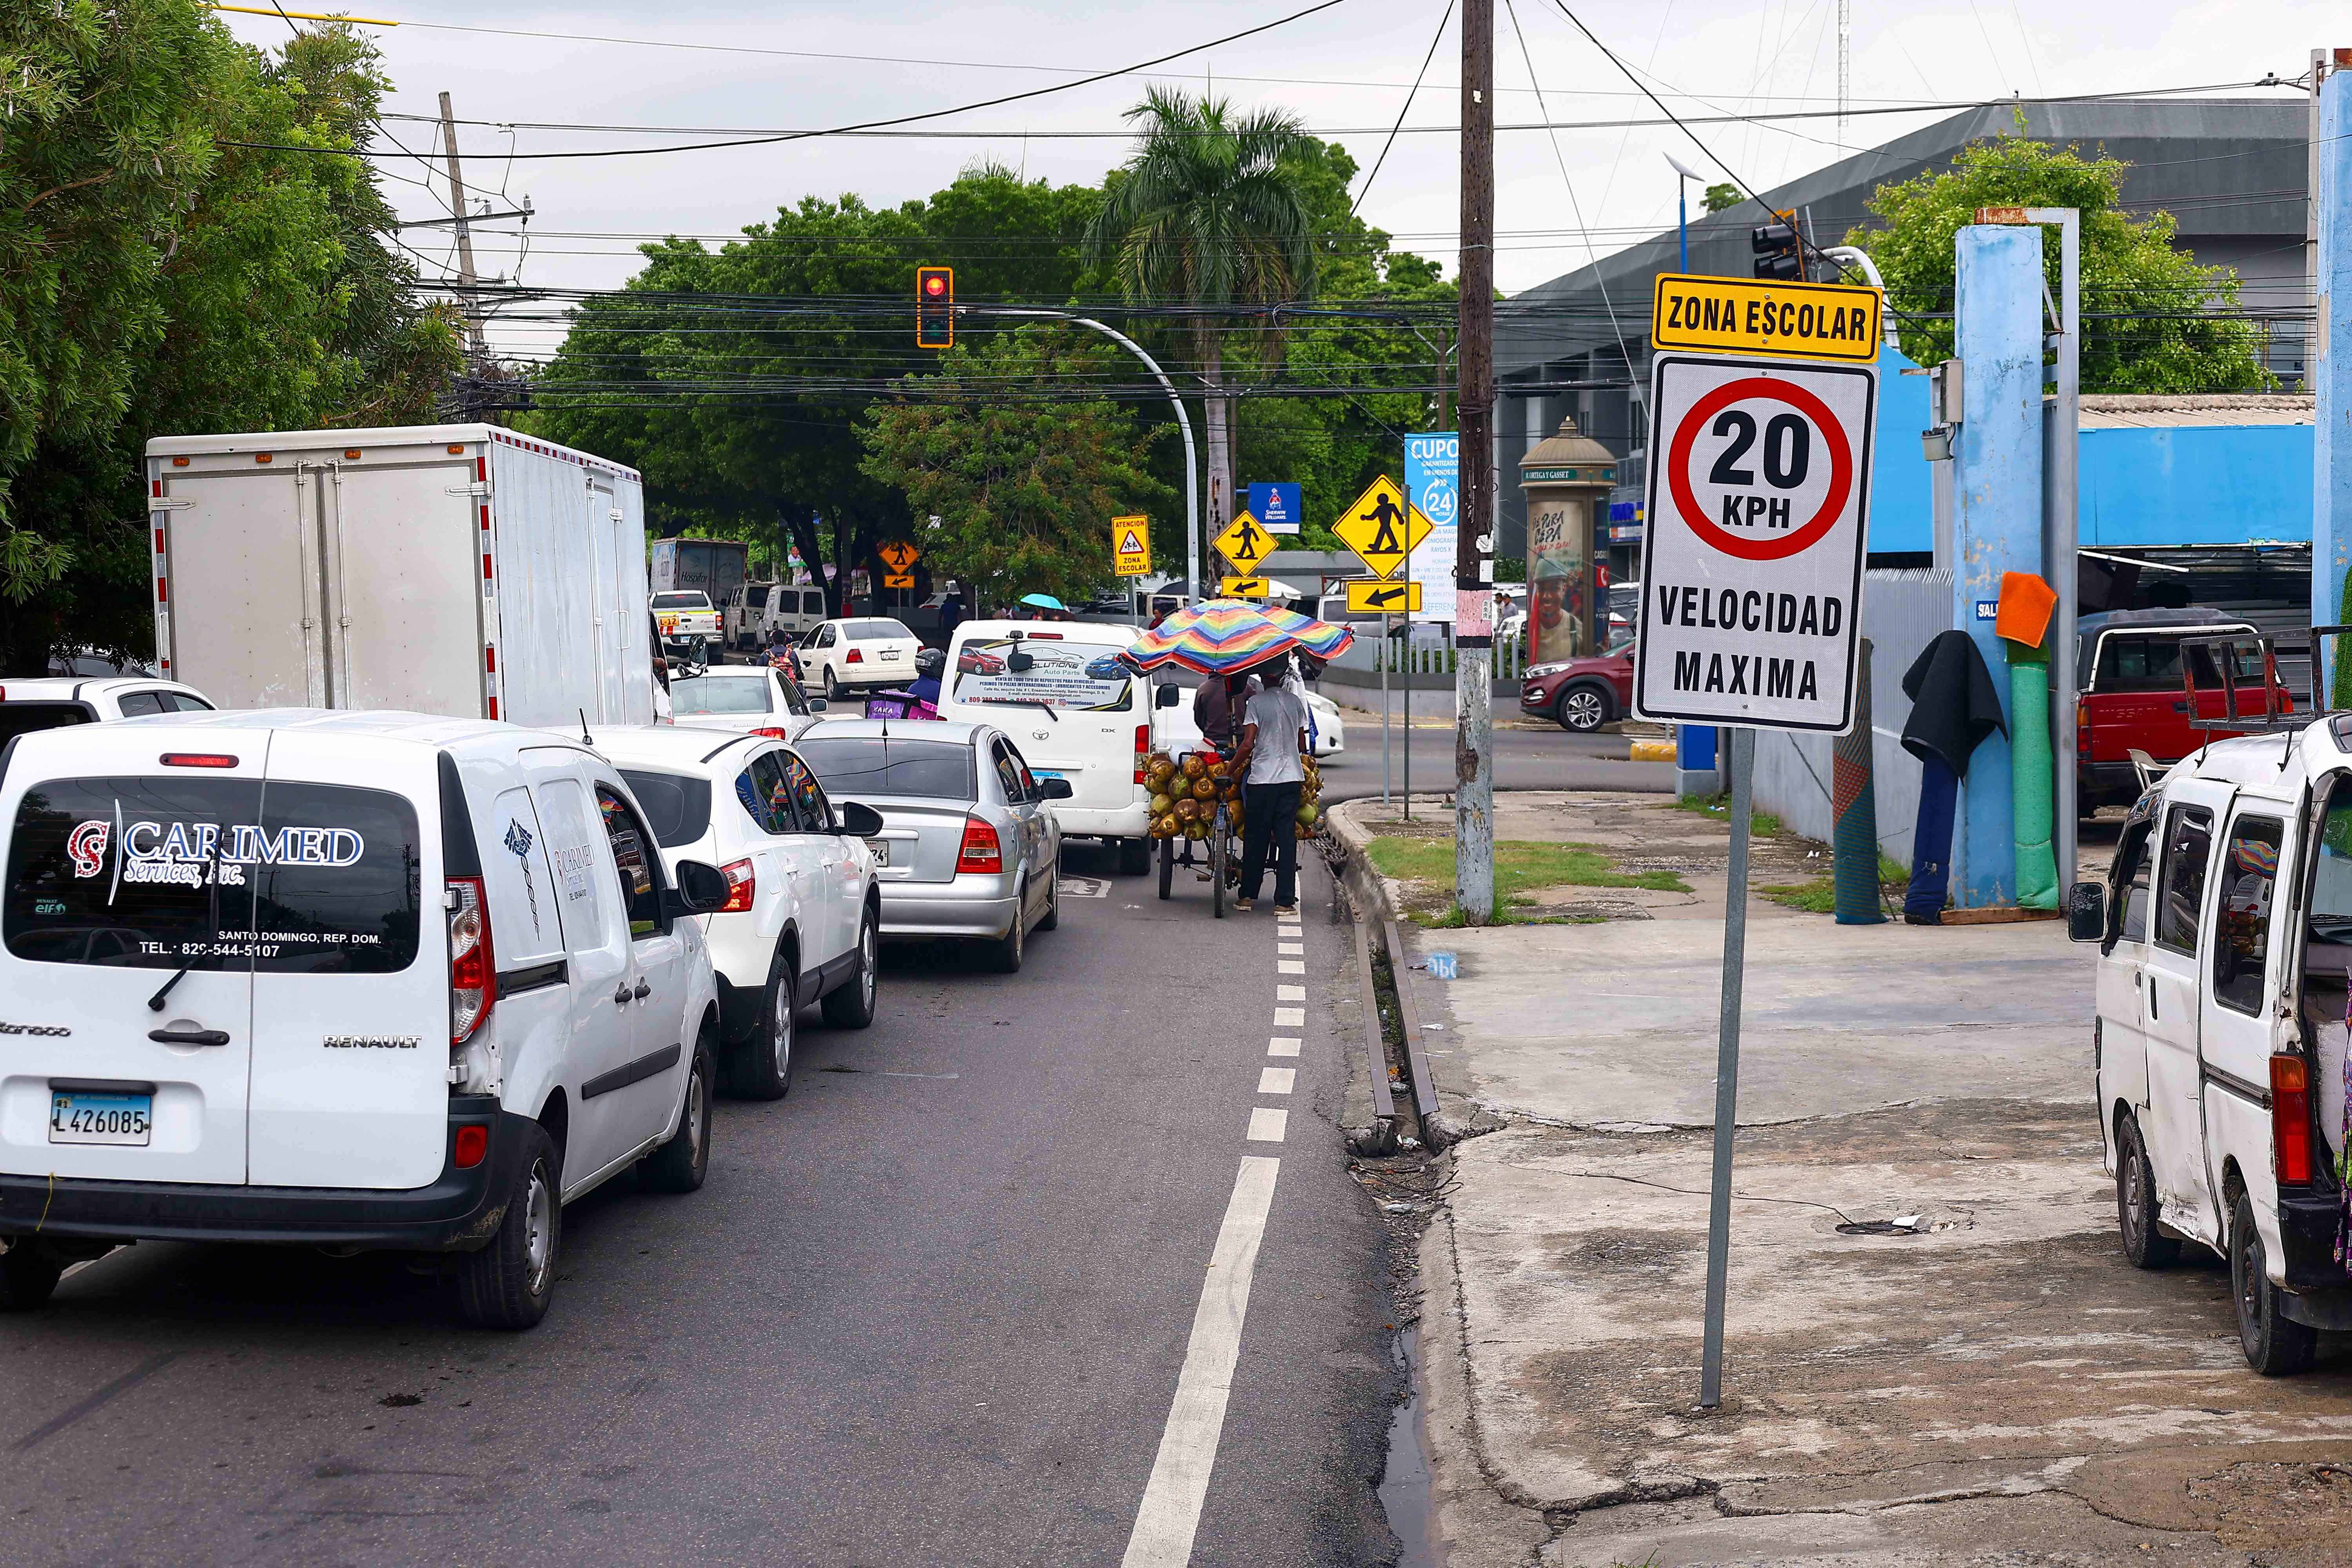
857, 327, 1172, 608
1702, 182, 1743, 213
1088, 89, 1320, 564
1849, 134, 2271, 392
0, 7, 459, 671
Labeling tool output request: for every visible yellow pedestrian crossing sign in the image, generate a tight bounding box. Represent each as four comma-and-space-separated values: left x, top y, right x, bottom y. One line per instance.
1345, 579, 1421, 615
1333, 475, 1430, 579
878, 541, 919, 572
1219, 575, 1271, 601
1112, 515, 1152, 576
1212, 510, 1274, 574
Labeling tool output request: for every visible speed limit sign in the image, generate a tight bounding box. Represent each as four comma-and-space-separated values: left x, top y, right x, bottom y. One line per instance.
1632, 352, 1876, 733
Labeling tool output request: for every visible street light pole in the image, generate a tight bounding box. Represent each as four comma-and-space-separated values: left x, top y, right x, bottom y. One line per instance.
965, 307, 1201, 606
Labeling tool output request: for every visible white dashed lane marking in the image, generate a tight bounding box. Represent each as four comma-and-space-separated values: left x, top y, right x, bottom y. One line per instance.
1277, 985, 1305, 1000
1258, 1067, 1295, 1095
1278, 943, 1303, 955
1247, 1107, 1289, 1143
1277, 960, 1305, 975
1274, 1007, 1304, 1027
1268, 1037, 1300, 1057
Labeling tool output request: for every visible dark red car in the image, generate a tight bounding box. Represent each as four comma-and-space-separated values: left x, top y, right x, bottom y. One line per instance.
1520, 639, 1634, 732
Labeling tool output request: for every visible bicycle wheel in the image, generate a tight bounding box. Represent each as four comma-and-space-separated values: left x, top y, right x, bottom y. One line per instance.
1158, 834, 1174, 900
1211, 806, 1229, 918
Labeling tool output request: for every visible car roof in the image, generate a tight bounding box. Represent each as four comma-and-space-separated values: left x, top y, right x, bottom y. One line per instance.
6, 707, 582, 768
1, 676, 200, 701
672, 665, 772, 678
797, 719, 988, 744
588, 724, 776, 771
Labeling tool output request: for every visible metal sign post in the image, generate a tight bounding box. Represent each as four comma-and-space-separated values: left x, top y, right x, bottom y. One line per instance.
1382, 614, 1393, 806
1699, 725, 1753, 1410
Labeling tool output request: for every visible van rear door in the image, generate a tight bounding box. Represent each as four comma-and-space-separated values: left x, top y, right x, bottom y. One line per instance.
0, 729, 267, 1185
245, 733, 446, 1190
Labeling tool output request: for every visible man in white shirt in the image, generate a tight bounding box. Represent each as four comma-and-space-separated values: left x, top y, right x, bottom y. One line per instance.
1230, 662, 1310, 914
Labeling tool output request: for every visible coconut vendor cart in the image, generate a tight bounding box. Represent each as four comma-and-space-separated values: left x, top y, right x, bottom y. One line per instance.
1121, 600, 1353, 918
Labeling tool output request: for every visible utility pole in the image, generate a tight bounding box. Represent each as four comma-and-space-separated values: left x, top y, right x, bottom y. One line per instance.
1455, 0, 1496, 923
438, 91, 488, 365
1837, 0, 1851, 143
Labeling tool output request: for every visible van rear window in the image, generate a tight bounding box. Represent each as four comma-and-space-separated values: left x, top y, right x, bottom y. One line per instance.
4, 777, 421, 973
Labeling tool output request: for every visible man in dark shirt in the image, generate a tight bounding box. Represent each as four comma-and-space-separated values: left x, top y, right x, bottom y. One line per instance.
1193, 671, 1260, 748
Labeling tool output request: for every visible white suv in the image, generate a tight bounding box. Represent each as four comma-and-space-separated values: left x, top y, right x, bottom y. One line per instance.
2, 677, 216, 747
590, 727, 881, 1098
0, 710, 728, 1328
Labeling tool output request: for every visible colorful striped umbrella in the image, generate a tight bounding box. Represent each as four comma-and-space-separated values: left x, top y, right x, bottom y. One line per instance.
1122, 599, 1354, 675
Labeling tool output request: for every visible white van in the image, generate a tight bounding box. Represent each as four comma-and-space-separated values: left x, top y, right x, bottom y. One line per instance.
2071, 712, 2352, 1374
936, 620, 1156, 875
0, 711, 728, 1328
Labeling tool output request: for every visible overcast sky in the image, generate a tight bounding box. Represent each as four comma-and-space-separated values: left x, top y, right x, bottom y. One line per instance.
215, 0, 2337, 360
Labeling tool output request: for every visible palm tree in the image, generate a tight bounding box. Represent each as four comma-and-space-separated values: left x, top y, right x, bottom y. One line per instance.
1087, 88, 1318, 581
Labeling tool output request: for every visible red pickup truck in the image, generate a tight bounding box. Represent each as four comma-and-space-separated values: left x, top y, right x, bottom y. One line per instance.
2076, 607, 2287, 812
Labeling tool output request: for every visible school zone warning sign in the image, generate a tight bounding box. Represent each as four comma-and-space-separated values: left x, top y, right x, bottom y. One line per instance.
1632, 352, 1876, 733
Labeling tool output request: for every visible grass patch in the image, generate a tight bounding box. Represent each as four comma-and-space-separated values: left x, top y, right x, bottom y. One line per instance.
1761, 857, 1912, 914
1367, 836, 1690, 923
1666, 791, 1781, 838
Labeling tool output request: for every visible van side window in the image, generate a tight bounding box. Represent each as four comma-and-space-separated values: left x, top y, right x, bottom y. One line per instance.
595, 785, 665, 936
2213, 816, 2283, 1015
2154, 805, 2214, 956
2111, 818, 2154, 945
2307, 792, 2352, 963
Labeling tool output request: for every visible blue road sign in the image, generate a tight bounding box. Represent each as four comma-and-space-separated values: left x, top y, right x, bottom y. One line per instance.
1248, 482, 1302, 535
1404, 433, 1459, 623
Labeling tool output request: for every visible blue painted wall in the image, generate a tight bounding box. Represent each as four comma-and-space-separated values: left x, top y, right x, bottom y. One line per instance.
1865, 343, 1934, 555
2316, 68, 2351, 677
2082, 424, 2315, 546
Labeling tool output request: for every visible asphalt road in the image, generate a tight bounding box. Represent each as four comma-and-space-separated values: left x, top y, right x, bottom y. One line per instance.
1318, 706, 1675, 802
0, 844, 1400, 1566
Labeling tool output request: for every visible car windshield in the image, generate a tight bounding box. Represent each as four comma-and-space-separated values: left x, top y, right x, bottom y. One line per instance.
617, 769, 714, 849
651, 592, 710, 610
951, 636, 1134, 711
4, 776, 421, 973
795, 737, 977, 800
669, 675, 772, 715
846, 619, 913, 641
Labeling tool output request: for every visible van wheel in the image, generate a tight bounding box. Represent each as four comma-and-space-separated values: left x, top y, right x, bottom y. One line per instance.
2231, 1188, 2317, 1376
821, 906, 879, 1028
0, 1242, 64, 1311
456, 1124, 561, 1330
2116, 1114, 2180, 1269
731, 950, 795, 1100
1119, 837, 1152, 876
641, 1035, 715, 1194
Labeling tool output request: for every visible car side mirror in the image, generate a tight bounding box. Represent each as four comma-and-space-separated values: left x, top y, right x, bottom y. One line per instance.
1156, 684, 1180, 708
670, 859, 731, 916
808, 697, 828, 712
2065, 881, 2107, 943
836, 800, 886, 837
1038, 777, 1074, 800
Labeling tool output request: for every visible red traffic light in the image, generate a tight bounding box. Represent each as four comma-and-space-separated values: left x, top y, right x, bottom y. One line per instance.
916, 266, 954, 348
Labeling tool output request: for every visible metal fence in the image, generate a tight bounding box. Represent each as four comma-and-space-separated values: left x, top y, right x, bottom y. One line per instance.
1749, 569, 1950, 863
1329, 629, 1530, 683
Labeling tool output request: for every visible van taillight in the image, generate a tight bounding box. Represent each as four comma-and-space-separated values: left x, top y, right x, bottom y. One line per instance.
446, 877, 495, 1045
161, 753, 239, 768
2272, 1053, 2314, 1185
719, 858, 755, 913
956, 817, 1002, 874
1134, 722, 1150, 784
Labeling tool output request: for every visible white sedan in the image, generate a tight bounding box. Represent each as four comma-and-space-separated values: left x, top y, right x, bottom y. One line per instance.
794, 617, 920, 699
666, 666, 826, 740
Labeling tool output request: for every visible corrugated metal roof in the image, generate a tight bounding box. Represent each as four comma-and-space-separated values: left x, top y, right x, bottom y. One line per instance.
2078, 394, 2315, 428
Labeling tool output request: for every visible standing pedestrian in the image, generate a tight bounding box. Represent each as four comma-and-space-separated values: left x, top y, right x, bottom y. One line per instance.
939, 580, 965, 646
1230, 661, 1310, 915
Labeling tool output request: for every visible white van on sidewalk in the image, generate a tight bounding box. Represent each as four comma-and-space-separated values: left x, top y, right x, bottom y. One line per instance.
2071, 704, 2352, 1375
936, 621, 1156, 875
0, 711, 729, 1328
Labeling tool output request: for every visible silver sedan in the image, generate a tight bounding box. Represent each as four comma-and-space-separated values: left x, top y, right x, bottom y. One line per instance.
791, 719, 1063, 974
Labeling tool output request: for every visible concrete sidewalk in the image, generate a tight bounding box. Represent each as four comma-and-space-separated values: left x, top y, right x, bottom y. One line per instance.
1334, 792, 2352, 1567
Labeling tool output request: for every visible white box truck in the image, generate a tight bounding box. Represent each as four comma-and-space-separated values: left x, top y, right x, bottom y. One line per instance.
144, 424, 656, 728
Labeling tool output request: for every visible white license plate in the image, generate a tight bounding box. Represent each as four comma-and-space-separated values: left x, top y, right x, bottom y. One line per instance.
50, 1089, 152, 1147
865, 838, 890, 867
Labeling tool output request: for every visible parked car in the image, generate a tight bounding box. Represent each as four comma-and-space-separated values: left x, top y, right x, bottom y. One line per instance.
652, 590, 722, 666
796, 617, 920, 700
1, 677, 216, 747
794, 720, 1065, 972
936, 620, 1156, 874
2077, 608, 2276, 812
1521, 639, 1635, 732
666, 666, 825, 740
2069, 714, 2352, 1374
0, 710, 730, 1326
587, 728, 882, 1100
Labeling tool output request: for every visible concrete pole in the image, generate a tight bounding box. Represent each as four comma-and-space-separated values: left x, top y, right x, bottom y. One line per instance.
1950, 225, 2045, 908
437, 93, 487, 363
2034, 209, 2081, 899
1454, 0, 1497, 923
2315, 65, 2352, 692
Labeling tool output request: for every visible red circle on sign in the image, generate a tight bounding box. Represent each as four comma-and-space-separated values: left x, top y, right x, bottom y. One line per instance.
1666, 376, 1853, 562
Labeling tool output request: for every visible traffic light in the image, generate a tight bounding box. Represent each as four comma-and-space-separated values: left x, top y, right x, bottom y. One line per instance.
1751, 218, 1803, 281
916, 266, 954, 349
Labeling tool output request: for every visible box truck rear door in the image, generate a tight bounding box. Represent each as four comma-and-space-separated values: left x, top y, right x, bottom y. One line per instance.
0, 729, 267, 1185
326, 456, 483, 717
160, 465, 319, 709
245, 733, 447, 1190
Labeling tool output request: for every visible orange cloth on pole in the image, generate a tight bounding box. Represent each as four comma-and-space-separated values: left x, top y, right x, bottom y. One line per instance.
1994, 571, 2057, 650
